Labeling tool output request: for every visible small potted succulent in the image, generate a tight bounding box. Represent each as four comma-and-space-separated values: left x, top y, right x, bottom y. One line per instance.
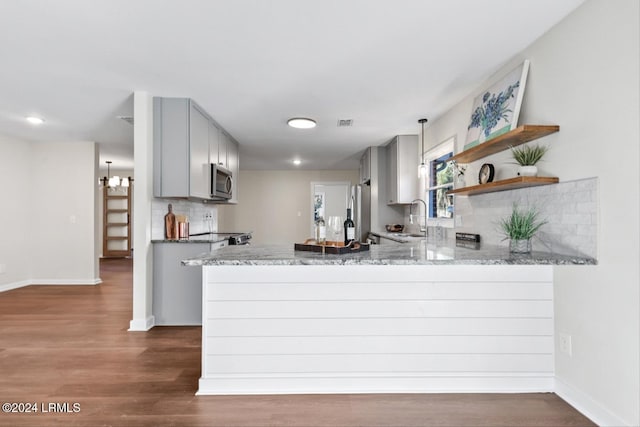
510, 144, 548, 177
499, 204, 547, 253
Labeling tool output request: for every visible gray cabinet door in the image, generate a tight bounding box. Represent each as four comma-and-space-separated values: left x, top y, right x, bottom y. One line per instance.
386, 135, 418, 205
189, 102, 211, 199
227, 139, 239, 203
209, 120, 219, 167
360, 147, 371, 184
387, 139, 398, 204
153, 243, 209, 325
218, 130, 230, 168
153, 97, 190, 197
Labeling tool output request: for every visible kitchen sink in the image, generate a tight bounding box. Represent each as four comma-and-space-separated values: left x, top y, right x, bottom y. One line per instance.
391, 233, 425, 238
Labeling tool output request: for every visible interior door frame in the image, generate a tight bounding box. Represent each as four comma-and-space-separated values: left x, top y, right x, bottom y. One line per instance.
309, 181, 351, 237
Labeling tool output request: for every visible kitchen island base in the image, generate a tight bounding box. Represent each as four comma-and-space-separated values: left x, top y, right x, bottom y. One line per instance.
197, 264, 553, 395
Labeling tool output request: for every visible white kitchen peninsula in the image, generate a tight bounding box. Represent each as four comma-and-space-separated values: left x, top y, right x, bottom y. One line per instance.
183, 243, 595, 395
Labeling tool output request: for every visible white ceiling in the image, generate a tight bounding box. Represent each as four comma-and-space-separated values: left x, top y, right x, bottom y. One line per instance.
0, 0, 584, 171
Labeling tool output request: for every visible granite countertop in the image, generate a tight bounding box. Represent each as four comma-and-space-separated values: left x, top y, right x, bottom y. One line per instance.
182, 240, 597, 266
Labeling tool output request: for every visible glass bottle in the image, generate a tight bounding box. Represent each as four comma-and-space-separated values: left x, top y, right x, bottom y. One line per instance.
315, 216, 326, 245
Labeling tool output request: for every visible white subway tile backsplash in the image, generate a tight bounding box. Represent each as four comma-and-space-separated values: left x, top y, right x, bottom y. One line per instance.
151, 199, 218, 240
455, 177, 598, 258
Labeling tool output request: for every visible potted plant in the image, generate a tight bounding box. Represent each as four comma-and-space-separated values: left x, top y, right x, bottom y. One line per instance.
510, 144, 548, 177
450, 160, 467, 188
499, 204, 547, 253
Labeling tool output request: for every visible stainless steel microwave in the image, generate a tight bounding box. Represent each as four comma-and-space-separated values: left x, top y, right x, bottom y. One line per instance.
210, 164, 233, 200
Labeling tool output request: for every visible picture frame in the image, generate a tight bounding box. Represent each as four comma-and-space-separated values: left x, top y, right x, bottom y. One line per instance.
464, 60, 530, 151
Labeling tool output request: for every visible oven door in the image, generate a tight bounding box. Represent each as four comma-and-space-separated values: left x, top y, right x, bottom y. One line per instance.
210, 164, 233, 200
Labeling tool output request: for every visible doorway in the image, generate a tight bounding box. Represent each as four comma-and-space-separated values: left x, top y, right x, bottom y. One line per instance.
310, 181, 351, 240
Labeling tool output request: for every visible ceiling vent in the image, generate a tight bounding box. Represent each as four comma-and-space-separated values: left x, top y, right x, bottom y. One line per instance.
337, 119, 353, 127
117, 116, 134, 125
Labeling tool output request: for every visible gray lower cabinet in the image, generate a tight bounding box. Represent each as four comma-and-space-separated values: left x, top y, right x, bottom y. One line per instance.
153, 243, 221, 326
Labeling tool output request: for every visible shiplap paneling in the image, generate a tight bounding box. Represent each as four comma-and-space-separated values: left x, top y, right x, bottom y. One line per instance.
206, 317, 553, 337
199, 265, 554, 394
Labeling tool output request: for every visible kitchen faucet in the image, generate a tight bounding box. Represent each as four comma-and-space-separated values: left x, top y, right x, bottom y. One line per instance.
409, 199, 428, 239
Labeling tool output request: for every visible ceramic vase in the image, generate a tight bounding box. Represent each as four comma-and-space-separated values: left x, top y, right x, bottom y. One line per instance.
518, 165, 538, 177
510, 239, 532, 253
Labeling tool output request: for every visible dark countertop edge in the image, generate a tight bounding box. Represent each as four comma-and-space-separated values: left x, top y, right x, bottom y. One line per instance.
152, 238, 227, 244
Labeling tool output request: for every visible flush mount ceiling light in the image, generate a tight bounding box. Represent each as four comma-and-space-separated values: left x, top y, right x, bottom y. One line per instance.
287, 117, 316, 129
292, 159, 302, 166
26, 116, 45, 125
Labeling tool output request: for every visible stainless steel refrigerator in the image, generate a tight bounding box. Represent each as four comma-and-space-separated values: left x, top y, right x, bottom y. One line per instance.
352, 182, 371, 243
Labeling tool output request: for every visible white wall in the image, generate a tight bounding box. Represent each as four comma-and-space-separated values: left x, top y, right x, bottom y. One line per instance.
30, 142, 99, 283
218, 170, 359, 245
0, 137, 100, 288
0, 135, 33, 290
130, 91, 155, 331
425, 1, 639, 424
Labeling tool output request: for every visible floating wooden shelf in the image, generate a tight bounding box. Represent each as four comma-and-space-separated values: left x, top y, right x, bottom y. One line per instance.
450, 124, 559, 164
107, 209, 129, 213
106, 236, 129, 241
106, 222, 128, 227
447, 176, 559, 196
105, 195, 129, 199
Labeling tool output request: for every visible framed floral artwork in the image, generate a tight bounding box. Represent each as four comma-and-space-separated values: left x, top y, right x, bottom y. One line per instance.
464, 60, 530, 150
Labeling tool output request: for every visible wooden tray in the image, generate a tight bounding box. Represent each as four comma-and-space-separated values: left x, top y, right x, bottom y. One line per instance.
294, 239, 370, 254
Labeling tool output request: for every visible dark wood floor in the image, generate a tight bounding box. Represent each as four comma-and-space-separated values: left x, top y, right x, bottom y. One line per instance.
0, 258, 596, 427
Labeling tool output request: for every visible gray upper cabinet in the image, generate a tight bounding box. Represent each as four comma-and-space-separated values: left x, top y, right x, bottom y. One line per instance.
386, 135, 419, 204
154, 97, 240, 202
226, 136, 239, 203
189, 103, 211, 199
218, 130, 229, 168
359, 147, 371, 184
208, 121, 219, 168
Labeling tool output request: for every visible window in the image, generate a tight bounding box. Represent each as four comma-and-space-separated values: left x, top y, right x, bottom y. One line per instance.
423, 137, 455, 224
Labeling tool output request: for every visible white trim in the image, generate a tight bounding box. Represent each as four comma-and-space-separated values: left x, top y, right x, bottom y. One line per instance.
0, 280, 31, 293
197, 373, 554, 396
555, 377, 629, 427
0, 278, 102, 292
128, 315, 155, 331
30, 278, 102, 285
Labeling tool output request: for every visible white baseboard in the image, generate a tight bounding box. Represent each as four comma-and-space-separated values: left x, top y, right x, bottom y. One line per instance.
555, 377, 630, 427
197, 374, 554, 396
0, 278, 102, 292
129, 315, 155, 331
0, 280, 31, 293
30, 278, 102, 285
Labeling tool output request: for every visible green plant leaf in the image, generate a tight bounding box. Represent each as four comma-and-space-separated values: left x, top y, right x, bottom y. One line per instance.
499, 204, 548, 240
510, 144, 548, 166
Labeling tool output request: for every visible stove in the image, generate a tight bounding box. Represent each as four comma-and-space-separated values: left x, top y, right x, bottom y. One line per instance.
227, 233, 252, 245
189, 232, 252, 245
